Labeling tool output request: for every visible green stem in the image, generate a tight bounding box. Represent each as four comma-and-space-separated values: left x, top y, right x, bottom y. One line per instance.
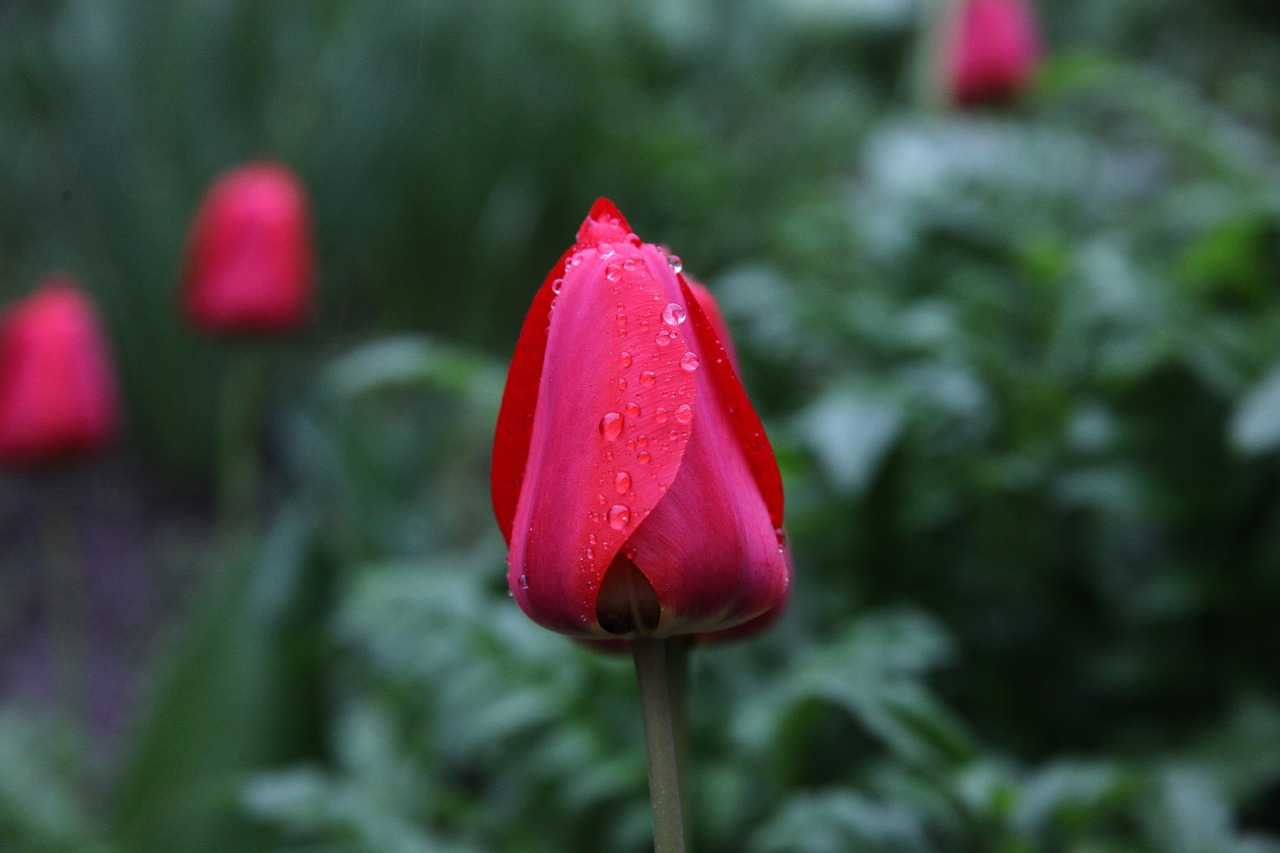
632, 637, 689, 853
39, 473, 88, 728
666, 636, 691, 811
217, 347, 264, 531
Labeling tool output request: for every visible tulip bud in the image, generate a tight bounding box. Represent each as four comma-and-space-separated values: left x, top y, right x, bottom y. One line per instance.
0, 278, 120, 465
492, 200, 791, 640
181, 162, 314, 335
944, 0, 1041, 106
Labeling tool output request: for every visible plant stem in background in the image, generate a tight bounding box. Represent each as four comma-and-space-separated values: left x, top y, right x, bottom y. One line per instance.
39, 472, 89, 730
217, 347, 265, 530
633, 637, 689, 853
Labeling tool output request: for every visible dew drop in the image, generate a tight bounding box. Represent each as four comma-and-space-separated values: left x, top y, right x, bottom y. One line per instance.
585, 547, 595, 560
600, 412, 623, 441
674, 403, 693, 424
605, 263, 622, 282
624, 401, 641, 418
551, 277, 564, 294
589, 533, 598, 545
616, 311, 628, 326
636, 449, 651, 464
680, 352, 700, 372
636, 434, 648, 446
623, 258, 637, 271
654, 407, 668, 424
625, 545, 639, 560
614, 471, 631, 493
662, 303, 688, 326
599, 242, 615, 258
668, 254, 683, 273
608, 505, 631, 530
775, 528, 787, 552
619, 351, 633, 368
617, 377, 628, 391
655, 330, 672, 347
639, 370, 657, 387
518, 573, 530, 590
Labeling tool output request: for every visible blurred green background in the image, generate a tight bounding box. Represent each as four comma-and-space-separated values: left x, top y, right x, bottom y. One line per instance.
3, 0, 1280, 850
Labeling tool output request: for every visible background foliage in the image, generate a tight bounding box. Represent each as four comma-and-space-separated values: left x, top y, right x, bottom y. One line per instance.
2, 0, 1280, 850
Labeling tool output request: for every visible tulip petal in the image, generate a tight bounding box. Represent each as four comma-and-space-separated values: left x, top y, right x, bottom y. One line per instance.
618, 277, 789, 635
491, 247, 572, 543
507, 237, 696, 635
681, 276, 784, 529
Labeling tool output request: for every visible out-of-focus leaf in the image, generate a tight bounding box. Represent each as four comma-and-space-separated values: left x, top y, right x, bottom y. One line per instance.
750, 790, 934, 853
322, 336, 504, 419
1229, 362, 1280, 454
794, 383, 904, 497
109, 507, 323, 853
0, 709, 106, 853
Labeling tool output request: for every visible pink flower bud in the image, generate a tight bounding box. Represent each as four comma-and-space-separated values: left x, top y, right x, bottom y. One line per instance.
0, 277, 120, 465
181, 162, 314, 335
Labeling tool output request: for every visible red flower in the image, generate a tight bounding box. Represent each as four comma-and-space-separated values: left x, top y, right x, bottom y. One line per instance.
0, 277, 120, 465
945, 0, 1041, 106
492, 200, 790, 640
181, 162, 314, 335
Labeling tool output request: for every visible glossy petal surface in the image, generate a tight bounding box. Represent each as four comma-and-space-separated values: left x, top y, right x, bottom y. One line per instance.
493, 200, 790, 639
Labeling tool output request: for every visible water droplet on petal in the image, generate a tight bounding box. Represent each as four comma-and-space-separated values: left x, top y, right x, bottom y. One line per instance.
775, 528, 787, 552
623, 258, 637, 271
600, 412, 623, 440
605, 263, 622, 282
662, 303, 688, 326
518, 573, 530, 590
617, 377, 628, 391
675, 404, 693, 424
624, 401, 641, 418
608, 505, 631, 530
616, 311, 628, 326
680, 352, 699, 372
655, 331, 671, 347
636, 434, 648, 446
636, 449, 651, 464
668, 254, 683, 273
599, 242, 615, 258
585, 547, 595, 560
551, 277, 564, 294
639, 370, 657, 387
614, 471, 631, 493
619, 351, 633, 368
654, 407, 668, 423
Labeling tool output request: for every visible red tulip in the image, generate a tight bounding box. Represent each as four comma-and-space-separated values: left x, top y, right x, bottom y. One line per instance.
492, 199, 790, 640
181, 161, 314, 335
945, 0, 1041, 106
0, 277, 120, 465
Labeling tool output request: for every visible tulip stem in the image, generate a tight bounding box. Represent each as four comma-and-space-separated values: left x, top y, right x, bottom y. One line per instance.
217, 347, 264, 530
39, 473, 89, 730
632, 637, 689, 853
